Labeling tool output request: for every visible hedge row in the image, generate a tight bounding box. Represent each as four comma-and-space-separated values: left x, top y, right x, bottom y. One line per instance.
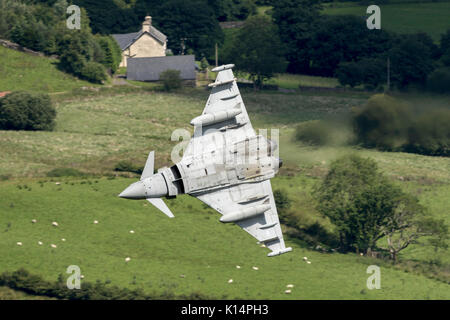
0, 268, 214, 300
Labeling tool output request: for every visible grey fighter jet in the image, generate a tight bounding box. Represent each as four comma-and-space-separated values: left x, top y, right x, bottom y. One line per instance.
119, 64, 292, 257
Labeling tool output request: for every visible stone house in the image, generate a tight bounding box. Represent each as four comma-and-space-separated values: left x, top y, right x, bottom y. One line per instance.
112, 16, 167, 68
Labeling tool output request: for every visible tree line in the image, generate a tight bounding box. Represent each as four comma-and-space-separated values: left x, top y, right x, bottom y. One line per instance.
0, 0, 122, 83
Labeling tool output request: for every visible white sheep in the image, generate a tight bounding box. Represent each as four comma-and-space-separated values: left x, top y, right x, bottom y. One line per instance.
252, 266, 259, 271
38, 241, 43, 245
93, 220, 99, 224
236, 265, 241, 269
306, 261, 311, 264
125, 257, 131, 262
51, 244, 57, 248
228, 279, 233, 284
286, 284, 294, 288
129, 230, 135, 234
31, 219, 37, 223
61, 238, 66, 242
52, 222, 58, 227
16, 242, 23, 246
303, 257, 308, 261
285, 289, 292, 294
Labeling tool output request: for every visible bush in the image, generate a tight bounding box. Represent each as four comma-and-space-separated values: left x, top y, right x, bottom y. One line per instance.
0, 268, 213, 300
160, 69, 182, 91
405, 109, 450, 157
295, 121, 332, 146
352, 94, 412, 150
313, 154, 408, 253
80, 61, 108, 83
427, 67, 450, 94
336, 58, 385, 90
46, 168, 87, 177
114, 161, 143, 174
0, 91, 56, 131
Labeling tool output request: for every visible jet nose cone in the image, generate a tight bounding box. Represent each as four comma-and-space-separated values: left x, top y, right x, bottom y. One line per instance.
119, 181, 146, 199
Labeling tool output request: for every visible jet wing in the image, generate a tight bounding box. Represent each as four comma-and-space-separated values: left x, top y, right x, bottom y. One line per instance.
196, 179, 292, 257
184, 65, 256, 158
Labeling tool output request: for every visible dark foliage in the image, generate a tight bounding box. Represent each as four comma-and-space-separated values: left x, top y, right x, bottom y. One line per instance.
224, 16, 287, 89
160, 69, 182, 91
0, 268, 213, 300
47, 167, 87, 177
272, 0, 322, 74
0, 91, 56, 131
352, 94, 412, 150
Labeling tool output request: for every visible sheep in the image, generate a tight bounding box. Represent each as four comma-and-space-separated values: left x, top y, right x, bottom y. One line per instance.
285, 289, 292, 294
55, 182, 61, 185
286, 284, 294, 288
252, 266, 259, 271
38, 241, 43, 245
129, 230, 135, 234
16, 242, 23, 246
52, 222, 59, 227
31, 219, 37, 223
180, 274, 185, 278
236, 265, 241, 269
303, 257, 308, 261
80, 275, 85, 279
260, 244, 266, 248
125, 257, 131, 262
306, 261, 311, 264
93, 220, 99, 224
228, 279, 233, 284
51, 244, 57, 248
61, 238, 66, 242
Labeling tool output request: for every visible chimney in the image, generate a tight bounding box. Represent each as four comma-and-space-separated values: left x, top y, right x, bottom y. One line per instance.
142, 16, 151, 33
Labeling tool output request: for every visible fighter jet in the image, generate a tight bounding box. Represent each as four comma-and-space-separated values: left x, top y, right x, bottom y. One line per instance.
119, 64, 292, 257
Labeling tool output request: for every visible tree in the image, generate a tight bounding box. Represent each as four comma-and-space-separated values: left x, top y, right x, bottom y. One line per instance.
439, 29, 450, 67
272, 0, 322, 74
308, 15, 393, 77
336, 58, 385, 89
225, 16, 287, 89
381, 194, 447, 264
388, 34, 435, 89
313, 155, 404, 253
156, 0, 224, 58
0, 91, 56, 131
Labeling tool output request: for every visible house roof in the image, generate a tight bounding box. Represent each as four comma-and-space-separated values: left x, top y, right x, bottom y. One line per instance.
126, 55, 196, 81
112, 26, 167, 51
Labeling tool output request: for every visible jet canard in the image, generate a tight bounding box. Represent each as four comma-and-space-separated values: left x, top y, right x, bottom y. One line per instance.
119, 64, 292, 257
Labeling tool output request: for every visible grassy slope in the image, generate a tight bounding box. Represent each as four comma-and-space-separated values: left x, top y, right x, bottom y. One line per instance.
0, 176, 449, 299
0, 88, 449, 299
323, 2, 450, 41
0, 46, 98, 93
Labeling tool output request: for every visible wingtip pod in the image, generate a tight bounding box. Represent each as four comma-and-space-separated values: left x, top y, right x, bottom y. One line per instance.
211, 64, 235, 72
267, 247, 292, 257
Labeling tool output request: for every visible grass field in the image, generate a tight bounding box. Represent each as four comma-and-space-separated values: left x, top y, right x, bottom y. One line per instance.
0, 46, 98, 94
0, 176, 449, 299
323, 1, 450, 41
0, 84, 449, 298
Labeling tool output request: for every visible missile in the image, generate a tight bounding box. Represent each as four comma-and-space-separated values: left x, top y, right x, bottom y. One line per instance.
220, 204, 271, 223
190, 107, 242, 127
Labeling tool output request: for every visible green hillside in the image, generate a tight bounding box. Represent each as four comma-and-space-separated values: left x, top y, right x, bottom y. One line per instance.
0, 89, 449, 299
0, 176, 449, 299
323, 2, 450, 41
0, 46, 98, 94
